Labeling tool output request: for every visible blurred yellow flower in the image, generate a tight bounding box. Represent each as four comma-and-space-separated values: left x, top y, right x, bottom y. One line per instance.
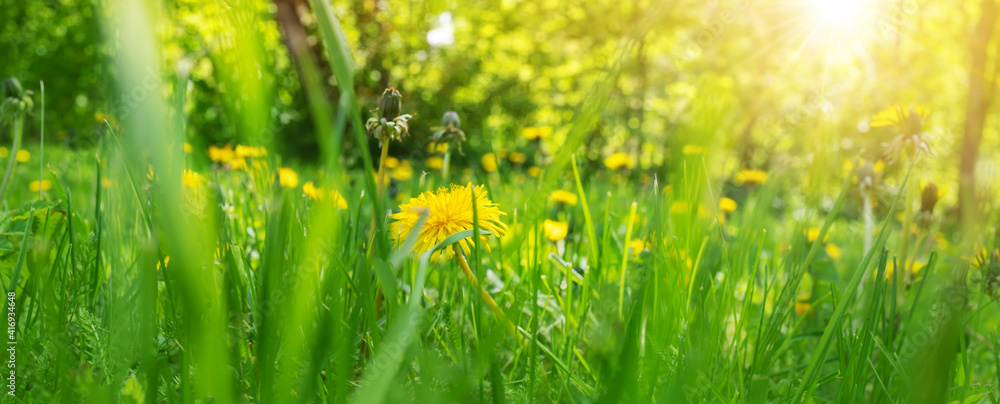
735, 169, 767, 185
392, 160, 414, 181
183, 142, 192, 153
508, 152, 527, 164
527, 166, 541, 177
870, 103, 928, 127
331, 191, 348, 210
229, 158, 247, 170
29, 180, 52, 192
181, 169, 204, 188
682, 145, 705, 155
278, 167, 298, 188
208, 144, 235, 163
522, 126, 552, 141
427, 143, 449, 153
719, 197, 737, 213
628, 238, 648, 256
824, 243, 842, 261
156, 256, 170, 271
16, 149, 30, 162
0, 147, 7, 158
235, 145, 267, 159
543, 219, 568, 242
549, 190, 578, 206
806, 228, 829, 243
427, 156, 444, 170
303, 181, 324, 201
390, 184, 508, 262
882, 260, 924, 279
385, 156, 400, 169
481, 153, 498, 173
604, 153, 635, 170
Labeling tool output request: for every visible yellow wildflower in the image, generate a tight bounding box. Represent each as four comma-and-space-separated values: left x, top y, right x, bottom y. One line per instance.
427, 156, 445, 170
181, 169, 204, 188
719, 197, 737, 213
543, 219, 569, 242
735, 169, 767, 186
481, 153, 498, 173
16, 149, 30, 163
29, 180, 52, 192
549, 190, 578, 206
603, 153, 635, 170
522, 126, 553, 141
278, 167, 298, 188
389, 184, 508, 262
303, 181, 324, 201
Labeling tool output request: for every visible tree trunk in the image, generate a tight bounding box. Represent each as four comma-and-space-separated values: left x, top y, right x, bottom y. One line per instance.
959, 0, 998, 225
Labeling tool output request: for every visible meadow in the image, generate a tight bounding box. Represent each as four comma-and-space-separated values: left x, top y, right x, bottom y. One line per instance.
1, 0, 1000, 403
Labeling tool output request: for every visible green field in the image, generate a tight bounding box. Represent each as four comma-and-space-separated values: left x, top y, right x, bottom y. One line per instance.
2, 0, 1000, 402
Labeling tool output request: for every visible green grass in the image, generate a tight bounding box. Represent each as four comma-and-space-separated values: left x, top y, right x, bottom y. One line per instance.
1, 1, 999, 404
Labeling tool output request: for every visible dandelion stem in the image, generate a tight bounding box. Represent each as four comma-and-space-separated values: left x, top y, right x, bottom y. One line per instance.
454, 245, 518, 340
442, 151, 451, 179
376, 142, 390, 199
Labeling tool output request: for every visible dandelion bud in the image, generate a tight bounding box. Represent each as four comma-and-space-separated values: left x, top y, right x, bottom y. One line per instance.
441, 111, 460, 129
920, 182, 939, 213
2, 77, 22, 99
379, 87, 401, 120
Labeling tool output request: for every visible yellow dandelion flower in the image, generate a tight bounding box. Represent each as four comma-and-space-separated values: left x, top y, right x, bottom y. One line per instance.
735, 169, 767, 186
181, 169, 204, 188
0, 147, 7, 158
385, 156, 400, 169
549, 190, 578, 206
331, 191, 348, 210
183, 142, 193, 153
229, 158, 247, 171
806, 228, 829, 243
29, 180, 52, 192
16, 149, 30, 163
427, 143, 449, 153
628, 238, 648, 256
208, 144, 235, 163
508, 152, 527, 164
392, 160, 414, 181
481, 153, 498, 173
235, 145, 267, 159
881, 260, 923, 279
604, 153, 635, 170
303, 181, 324, 201
682, 145, 705, 155
527, 166, 541, 177
426, 156, 445, 170
278, 167, 298, 188
543, 219, 569, 242
389, 184, 508, 262
522, 126, 553, 141
719, 197, 737, 213
824, 243, 842, 261
870, 103, 928, 128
